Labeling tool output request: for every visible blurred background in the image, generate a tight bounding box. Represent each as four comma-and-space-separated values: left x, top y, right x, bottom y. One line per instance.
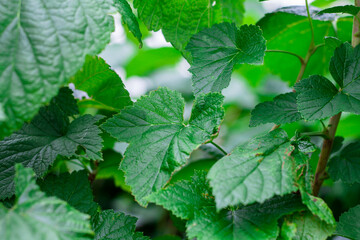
78, 0, 360, 239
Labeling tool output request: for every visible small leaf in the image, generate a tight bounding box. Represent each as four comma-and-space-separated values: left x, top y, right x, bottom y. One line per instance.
328, 141, 360, 183
250, 92, 302, 127
0, 164, 93, 240
318, 5, 360, 16
0, 88, 104, 199
336, 205, 360, 239
186, 23, 266, 95
38, 170, 99, 217
102, 88, 224, 205
208, 129, 298, 209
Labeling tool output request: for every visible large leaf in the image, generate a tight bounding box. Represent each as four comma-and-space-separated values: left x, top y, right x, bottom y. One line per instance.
134, 0, 245, 53
295, 43, 360, 121
102, 87, 224, 205
186, 23, 266, 95
38, 170, 99, 217
318, 5, 360, 16
257, 6, 336, 83
336, 205, 360, 239
0, 164, 93, 240
250, 92, 302, 127
208, 129, 298, 209
92, 210, 147, 240
70, 55, 132, 112
0, 0, 114, 137
328, 141, 360, 183
0, 88, 103, 199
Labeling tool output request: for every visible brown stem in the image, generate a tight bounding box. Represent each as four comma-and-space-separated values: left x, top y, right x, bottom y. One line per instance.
312, 0, 360, 196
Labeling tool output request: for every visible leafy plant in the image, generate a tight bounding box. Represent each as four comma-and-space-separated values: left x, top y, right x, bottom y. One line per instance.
1, 0, 360, 239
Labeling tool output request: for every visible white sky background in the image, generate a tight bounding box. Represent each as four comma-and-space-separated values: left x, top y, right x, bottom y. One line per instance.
262, 0, 314, 11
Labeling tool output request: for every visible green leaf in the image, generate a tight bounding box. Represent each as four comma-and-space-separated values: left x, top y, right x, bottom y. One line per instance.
70, 55, 132, 112
336, 205, 360, 239
257, 6, 336, 83
0, 0, 114, 137
0, 164, 93, 240
324, 37, 343, 52
134, 0, 245, 53
92, 209, 147, 240
250, 92, 302, 127
102, 88, 224, 206
0, 88, 104, 199
38, 170, 99, 217
328, 141, 360, 183
114, 0, 143, 47
208, 129, 298, 209
318, 5, 360, 16
281, 212, 335, 240
186, 23, 266, 95
295, 43, 360, 121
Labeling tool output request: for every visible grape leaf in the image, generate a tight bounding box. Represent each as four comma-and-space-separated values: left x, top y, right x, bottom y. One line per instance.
318, 5, 360, 16
336, 205, 360, 239
0, 88, 104, 199
149, 171, 304, 240
0, 164, 93, 240
328, 141, 360, 183
281, 212, 335, 240
134, 0, 245, 53
38, 170, 99, 217
114, 0, 143, 47
70, 55, 132, 112
0, 0, 114, 137
250, 92, 301, 127
257, 6, 336, 83
92, 210, 147, 240
295, 43, 360, 121
208, 129, 298, 209
102, 87, 224, 206
186, 23, 266, 95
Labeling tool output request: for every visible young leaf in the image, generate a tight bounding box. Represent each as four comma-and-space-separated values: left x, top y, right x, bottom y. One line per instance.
186, 23, 266, 95
92, 209, 147, 240
114, 0, 143, 47
281, 212, 336, 240
0, 0, 114, 137
208, 129, 298, 209
70, 55, 132, 112
0, 88, 104, 199
134, 0, 245, 52
38, 170, 99, 217
336, 205, 360, 239
0, 164, 93, 240
257, 6, 336, 83
295, 43, 360, 120
318, 5, 360, 16
250, 92, 302, 127
328, 141, 360, 183
102, 88, 224, 205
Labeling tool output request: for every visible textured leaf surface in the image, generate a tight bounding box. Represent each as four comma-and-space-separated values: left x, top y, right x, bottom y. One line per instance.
318, 5, 360, 16
102, 88, 224, 205
250, 92, 301, 127
92, 210, 146, 240
281, 212, 335, 240
70, 55, 132, 112
0, 164, 92, 240
328, 141, 360, 183
186, 23, 266, 95
0, 88, 103, 199
208, 129, 298, 209
0, 0, 114, 137
257, 6, 336, 83
336, 205, 360, 239
295, 43, 360, 120
38, 170, 98, 216
134, 0, 245, 52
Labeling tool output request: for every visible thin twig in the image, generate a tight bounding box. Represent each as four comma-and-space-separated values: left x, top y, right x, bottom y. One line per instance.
210, 141, 228, 155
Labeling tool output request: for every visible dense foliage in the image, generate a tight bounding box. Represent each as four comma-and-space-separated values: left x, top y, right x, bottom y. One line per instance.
1, 0, 360, 239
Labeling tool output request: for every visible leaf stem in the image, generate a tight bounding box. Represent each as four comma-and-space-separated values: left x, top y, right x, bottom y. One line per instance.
312, 0, 360, 196
266, 50, 305, 64
210, 141, 228, 155
305, 0, 315, 49
300, 131, 329, 139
